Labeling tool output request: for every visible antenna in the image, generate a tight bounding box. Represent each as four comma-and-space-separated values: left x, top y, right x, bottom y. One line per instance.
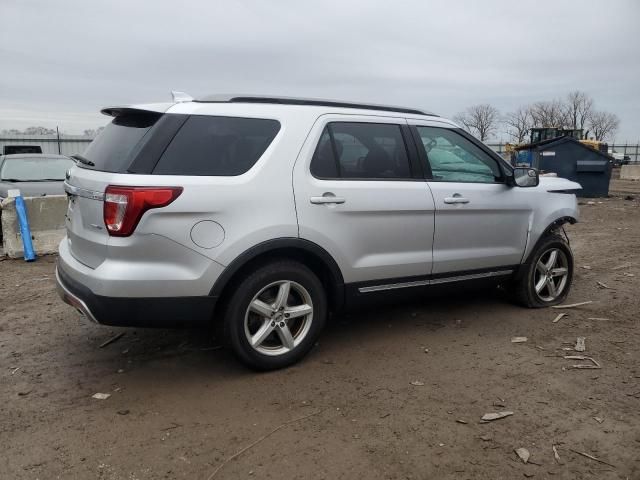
171, 91, 193, 103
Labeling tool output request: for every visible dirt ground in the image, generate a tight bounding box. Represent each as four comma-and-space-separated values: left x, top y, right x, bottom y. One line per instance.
2, 178, 639, 480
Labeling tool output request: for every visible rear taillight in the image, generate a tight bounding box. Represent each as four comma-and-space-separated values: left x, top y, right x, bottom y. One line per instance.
103, 186, 183, 237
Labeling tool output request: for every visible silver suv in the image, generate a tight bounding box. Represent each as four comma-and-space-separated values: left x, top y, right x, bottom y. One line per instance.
57, 94, 581, 370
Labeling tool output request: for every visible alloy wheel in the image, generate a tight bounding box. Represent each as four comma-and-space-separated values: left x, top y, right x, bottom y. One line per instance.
244, 280, 314, 356
533, 248, 569, 302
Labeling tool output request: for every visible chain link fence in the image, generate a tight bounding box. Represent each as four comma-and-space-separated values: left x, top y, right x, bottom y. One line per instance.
488, 143, 640, 163
1, 134, 639, 163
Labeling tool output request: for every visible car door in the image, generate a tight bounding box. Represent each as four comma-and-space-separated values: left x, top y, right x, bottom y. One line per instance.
409, 122, 531, 275
293, 115, 435, 285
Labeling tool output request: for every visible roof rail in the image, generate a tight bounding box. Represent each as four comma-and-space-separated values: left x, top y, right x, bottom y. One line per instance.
195, 94, 436, 116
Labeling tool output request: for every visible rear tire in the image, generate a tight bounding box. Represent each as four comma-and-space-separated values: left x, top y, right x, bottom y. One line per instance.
512, 233, 574, 308
223, 260, 326, 370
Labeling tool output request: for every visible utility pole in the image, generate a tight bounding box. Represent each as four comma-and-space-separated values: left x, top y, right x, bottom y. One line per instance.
56, 126, 61, 154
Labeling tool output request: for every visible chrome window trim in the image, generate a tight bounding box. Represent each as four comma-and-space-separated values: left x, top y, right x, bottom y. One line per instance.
358, 269, 514, 293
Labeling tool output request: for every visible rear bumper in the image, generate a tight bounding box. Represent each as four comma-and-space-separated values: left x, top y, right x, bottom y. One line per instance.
55, 262, 217, 328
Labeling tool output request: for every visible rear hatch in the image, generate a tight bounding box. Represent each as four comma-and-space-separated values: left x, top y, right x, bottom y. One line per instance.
64, 107, 176, 268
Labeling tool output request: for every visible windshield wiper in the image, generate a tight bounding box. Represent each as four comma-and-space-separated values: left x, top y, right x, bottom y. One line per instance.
70, 154, 95, 167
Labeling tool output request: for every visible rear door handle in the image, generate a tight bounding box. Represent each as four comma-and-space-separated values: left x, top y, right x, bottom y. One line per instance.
444, 195, 470, 204
310, 195, 346, 205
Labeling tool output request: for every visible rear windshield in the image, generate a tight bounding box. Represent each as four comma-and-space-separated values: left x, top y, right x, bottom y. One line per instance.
1, 157, 75, 181
153, 116, 280, 176
81, 111, 160, 172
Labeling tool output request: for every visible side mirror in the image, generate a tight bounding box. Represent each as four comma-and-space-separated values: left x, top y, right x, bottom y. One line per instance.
513, 167, 539, 187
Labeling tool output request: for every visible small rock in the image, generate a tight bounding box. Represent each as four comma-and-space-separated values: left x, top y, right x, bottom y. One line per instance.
593, 416, 604, 424
455, 419, 468, 424
410, 380, 425, 386
575, 337, 586, 352
624, 195, 634, 201
92, 393, 111, 400
479, 434, 492, 441
482, 411, 514, 421
515, 447, 530, 463
511, 337, 528, 343
117, 369, 124, 374
553, 444, 561, 463
424, 348, 429, 353
117, 409, 130, 415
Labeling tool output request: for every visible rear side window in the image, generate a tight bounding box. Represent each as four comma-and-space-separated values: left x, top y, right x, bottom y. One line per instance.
310, 122, 411, 180
153, 116, 280, 176
83, 112, 160, 172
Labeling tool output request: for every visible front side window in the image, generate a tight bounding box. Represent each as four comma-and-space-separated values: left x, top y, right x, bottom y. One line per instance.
416, 127, 502, 183
154, 116, 280, 176
310, 122, 411, 180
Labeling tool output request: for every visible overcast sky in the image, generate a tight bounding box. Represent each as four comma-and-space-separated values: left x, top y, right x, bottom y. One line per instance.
1, 0, 639, 141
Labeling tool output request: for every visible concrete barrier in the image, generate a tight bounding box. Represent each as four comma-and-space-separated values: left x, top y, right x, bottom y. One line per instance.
1, 195, 67, 258
620, 165, 640, 180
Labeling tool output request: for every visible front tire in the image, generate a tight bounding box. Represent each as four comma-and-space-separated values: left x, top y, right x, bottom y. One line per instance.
513, 233, 574, 308
223, 260, 327, 370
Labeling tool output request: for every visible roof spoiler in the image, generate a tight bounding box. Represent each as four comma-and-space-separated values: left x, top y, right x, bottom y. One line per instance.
100, 107, 163, 117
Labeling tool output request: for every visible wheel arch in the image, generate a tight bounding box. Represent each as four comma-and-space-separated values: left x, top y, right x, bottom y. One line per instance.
210, 238, 345, 318
523, 215, 577, 266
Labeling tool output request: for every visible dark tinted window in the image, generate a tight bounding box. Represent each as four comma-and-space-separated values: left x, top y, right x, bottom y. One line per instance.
3, 145, 42, 155
154, 116, 280, 176
310, 130, 338, 178
310, 122, 411, 179
82, 112, 160, 172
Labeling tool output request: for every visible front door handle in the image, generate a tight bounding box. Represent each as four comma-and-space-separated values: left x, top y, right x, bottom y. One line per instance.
310, 194, 346, 205
444, 194, 470, 204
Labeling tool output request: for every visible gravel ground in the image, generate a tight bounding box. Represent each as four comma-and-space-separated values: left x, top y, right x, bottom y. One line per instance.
1, 178, 639, 479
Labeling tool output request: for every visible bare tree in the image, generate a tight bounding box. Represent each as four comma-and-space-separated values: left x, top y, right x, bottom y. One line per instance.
22, 126, 56, 135
529, 100, 569, 128
587, 111, 619, 141
453, 104, 500, 141
83, 126, 105, 138
565, 91, 593, 130
504, 106, 533, 143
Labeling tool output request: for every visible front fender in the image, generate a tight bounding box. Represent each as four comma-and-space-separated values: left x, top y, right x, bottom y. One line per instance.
522, 191, 579, 262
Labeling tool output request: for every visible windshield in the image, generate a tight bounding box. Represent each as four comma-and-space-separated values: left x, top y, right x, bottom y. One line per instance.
0, 157, 75, 181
